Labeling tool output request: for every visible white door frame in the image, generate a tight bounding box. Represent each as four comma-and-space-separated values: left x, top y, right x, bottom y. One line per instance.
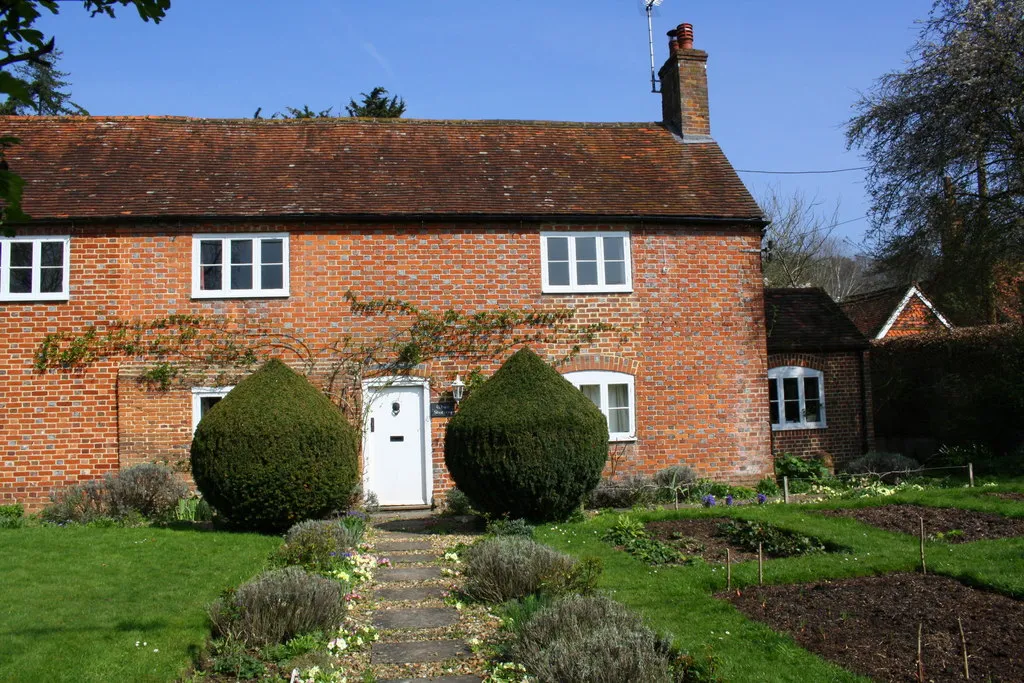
361, 376, 432, 507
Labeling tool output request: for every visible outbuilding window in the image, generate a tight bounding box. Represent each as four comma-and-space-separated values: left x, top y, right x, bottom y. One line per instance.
563, 370, 636, 441
192, 386, 233, 433
540, 232, 632, 293
768, 366, 826, 430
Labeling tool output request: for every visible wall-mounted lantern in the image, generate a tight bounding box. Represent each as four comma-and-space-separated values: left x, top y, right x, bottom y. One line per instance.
451, 375, 466, 404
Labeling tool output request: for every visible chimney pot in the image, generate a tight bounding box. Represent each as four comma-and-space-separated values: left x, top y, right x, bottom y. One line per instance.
679, 23, 694, 50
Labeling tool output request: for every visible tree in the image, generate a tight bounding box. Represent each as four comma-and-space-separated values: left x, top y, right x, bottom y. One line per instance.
345, 86, 405, 118
0, 0, 170, 231
847, 0, 1024, 323
760, 188, 881, 300
0, 49, 87, 115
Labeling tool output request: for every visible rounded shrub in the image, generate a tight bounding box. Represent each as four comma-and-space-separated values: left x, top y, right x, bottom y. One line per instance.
106, 463, 188, 520
444, 348, 608, 522
190, 359, 359, 533
462, 536, 599, 603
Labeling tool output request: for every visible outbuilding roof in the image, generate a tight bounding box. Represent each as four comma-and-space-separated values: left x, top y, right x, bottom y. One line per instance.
765, 287, 869, 352
0, 116, 763, 224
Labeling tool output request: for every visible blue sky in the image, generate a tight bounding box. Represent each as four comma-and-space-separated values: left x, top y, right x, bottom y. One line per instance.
39, 0, 933, 246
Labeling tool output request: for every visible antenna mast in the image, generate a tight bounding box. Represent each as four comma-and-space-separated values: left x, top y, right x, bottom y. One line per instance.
645, 0, 664, 93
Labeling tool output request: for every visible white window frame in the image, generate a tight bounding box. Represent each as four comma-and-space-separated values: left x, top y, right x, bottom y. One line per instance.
0, 236, 70, 302
563, 370, 636, 442
768, 366, 826, 431
191, 233, 289, 298
191, 386, 233, 433
540, 231, 632, 294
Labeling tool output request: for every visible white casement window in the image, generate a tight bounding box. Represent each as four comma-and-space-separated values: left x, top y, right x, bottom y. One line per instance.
0, 236, 70, 302
768, 366, 826, 431
192, 386, 233, 433
563, 370, 636, 441
192, 233, 289, 298
541, 231, 632, 293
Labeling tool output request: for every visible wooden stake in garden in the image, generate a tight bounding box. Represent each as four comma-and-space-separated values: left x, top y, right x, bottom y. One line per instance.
783, 476, 790, 504
917, 622, 925, 683
919, 516, 927, 575
958, 616, 970, 680
758, 542, 764, 585
968, 462, 974, 487
726, 548, 732, 591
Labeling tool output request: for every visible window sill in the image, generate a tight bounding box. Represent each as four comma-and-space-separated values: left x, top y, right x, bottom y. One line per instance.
771, 423, 827, 432
609, 435, 637, 443
1, 294, 70, 303
542, 287, 633, 295
191, 291, 290, 300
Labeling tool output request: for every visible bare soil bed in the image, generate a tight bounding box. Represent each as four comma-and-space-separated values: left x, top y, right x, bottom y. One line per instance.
725, 573, 1024, 682
987, 492, 1024, 502
820, 504, 1024, 542
645, 518, 776, 562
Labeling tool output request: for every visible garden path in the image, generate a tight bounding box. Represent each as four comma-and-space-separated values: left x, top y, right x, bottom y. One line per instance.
365, 513, 487, 683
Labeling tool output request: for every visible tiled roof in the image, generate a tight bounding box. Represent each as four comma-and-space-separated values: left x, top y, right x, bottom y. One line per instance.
0, 116, 763, 223
765, 287, 869, 352
838, 285, 908, 338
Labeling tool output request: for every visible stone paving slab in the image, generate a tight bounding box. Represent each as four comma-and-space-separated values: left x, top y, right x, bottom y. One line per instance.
375, 585, 448, 602
373, 607, 460, 630
371, 639, 471, 664
379, 677, 481, 683
377, 566, 442, 583
376, 540, 434, 552
386, 553, 440, 564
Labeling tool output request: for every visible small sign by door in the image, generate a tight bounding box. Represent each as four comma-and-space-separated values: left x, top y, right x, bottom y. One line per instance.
430, 401, 455, 418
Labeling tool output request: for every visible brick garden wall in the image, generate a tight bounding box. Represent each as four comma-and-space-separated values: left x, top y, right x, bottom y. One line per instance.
767, 350, 874, 468
1, 220, 771, 509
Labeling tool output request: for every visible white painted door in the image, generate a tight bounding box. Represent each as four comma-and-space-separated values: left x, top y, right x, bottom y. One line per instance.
365, 384, 429, 506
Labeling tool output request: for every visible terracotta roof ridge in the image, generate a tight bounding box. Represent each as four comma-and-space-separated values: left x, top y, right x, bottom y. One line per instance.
0, 114, 667, 129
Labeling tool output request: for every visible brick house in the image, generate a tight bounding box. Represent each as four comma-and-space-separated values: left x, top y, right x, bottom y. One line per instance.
840, 283, 954, 340
1, 23, 774, 510
765, 288, 874, 466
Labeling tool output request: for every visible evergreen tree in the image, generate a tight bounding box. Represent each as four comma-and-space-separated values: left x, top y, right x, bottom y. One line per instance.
345, 86, 406, 118
0, 49, 87, 116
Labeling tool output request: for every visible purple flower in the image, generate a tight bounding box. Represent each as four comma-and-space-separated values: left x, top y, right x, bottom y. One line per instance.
725, 494, 734, 506
343, 551, 353, 558
702, 494, 716, 508
329, 551, 337, 557
756, 493, 768, 505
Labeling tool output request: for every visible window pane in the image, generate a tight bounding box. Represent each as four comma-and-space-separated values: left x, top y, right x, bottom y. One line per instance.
548, 261, 570, 286
604, 236, 624, 261
575, 236, 596, 261
547, 236, 569, 262
608, 383, 629, 409
261, 239, 283, 264
200, 396, 222, 418
40, 268, 63, 293
201, 265, 222, 290
200, 240, 222, 265
261, 264, 283, 290
803, 377, 820, 400
230, 265, 253, 290
604, 261, 626, 285
768, 379, 777, 401
9, 268, 31, 293
782, 377, 799, 401
576, 261, 598, 285
580, 385, 601, 408
769, 401, 780, 425
784, 400, 801, 423
804, 399, 821, 423
608, 407, 630, 433
10, 242, 32, 268
40, 241, 63, 267
230, 239, 253, 264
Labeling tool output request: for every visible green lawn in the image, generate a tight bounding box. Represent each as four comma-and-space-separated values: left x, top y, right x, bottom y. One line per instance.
537, 485, 1024, 682
0, 525, 280, 683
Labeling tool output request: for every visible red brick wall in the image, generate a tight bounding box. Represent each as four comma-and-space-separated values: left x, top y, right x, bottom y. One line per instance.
1, 221, 771, 509
886, 296, 948, 338
767, 351, 874, 468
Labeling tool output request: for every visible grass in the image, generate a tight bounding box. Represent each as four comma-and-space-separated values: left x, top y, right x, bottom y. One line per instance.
538, 484, 1024, 682
0, 525, 279, 682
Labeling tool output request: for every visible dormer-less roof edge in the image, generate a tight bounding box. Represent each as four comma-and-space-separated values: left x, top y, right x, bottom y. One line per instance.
14, 212, 768, 228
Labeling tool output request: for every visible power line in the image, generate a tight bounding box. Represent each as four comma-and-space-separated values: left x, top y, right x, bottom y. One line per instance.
833, 215, 866, 228
736, 166, 869, 175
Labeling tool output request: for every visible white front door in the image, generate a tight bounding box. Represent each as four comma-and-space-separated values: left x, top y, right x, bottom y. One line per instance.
363, 382, 431, 506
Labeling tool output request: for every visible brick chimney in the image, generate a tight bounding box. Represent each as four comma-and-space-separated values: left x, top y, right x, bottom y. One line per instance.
658, 23, 711, 140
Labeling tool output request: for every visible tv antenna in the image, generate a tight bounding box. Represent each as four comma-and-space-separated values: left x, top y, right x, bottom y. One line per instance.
644, 0, 664, 93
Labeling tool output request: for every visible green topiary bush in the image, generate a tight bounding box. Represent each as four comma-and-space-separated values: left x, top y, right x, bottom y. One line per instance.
444, 348, 609, 522
190, 359, 359, 533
